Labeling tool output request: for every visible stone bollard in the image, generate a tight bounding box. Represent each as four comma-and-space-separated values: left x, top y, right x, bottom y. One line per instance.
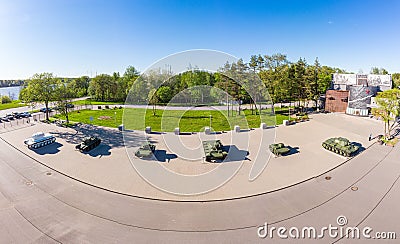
283, 120, 289, 126
145, 126, 151, 134
234, 125, 240, 133
260, 123, 267, 129
174, 127, 180, 135
204, 126, 211, 135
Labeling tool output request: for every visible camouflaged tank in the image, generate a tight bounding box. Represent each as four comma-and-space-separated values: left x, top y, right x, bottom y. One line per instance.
202, 140, 228, 162
322, 137, 359, 157
75, 136, 101, 152
135, 142, 156, 158
269, 143, 290, 156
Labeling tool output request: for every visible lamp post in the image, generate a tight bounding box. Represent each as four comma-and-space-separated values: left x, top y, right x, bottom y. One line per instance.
209, 115, 212, 130
114, 111, 117, 127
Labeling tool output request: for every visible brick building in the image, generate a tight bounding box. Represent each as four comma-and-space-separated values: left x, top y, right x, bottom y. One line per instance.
325, 90, 349, 113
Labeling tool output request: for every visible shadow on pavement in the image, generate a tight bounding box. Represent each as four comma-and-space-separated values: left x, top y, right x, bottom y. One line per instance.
286, 146, 300, 156
222, 145, 249, 162
353, 142, 366, 154
52, 124, 145, 150
153, 150, 178, 162
84, 144, 112, 158
33, 142, 63, 155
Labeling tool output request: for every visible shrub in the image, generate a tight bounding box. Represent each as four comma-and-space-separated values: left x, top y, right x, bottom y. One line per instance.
1, 95, 12, 104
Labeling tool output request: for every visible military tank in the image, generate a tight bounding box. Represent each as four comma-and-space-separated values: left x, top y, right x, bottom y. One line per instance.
24, 132, 56, 149
269, 143, 291, 156
322, 137, 359, 157
135, 142, 156, 158
75, 136, 101, 152
202, 140, 228, 162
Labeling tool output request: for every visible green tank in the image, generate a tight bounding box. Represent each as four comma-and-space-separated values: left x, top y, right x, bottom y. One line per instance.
202, 140, 228, 162
269, 143, 290, 156
75, 136, 101, 152
322, 137, 359, 157
135, 142, 156, 158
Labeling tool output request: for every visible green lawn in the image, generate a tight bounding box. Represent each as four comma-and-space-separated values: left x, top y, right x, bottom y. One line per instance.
72, 99, 125, 106
0, 100, 26, 111
53, 107, 289, 132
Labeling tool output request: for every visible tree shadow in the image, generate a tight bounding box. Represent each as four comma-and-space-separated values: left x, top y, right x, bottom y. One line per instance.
32, 142, 63, 155
51, 124, 144, 150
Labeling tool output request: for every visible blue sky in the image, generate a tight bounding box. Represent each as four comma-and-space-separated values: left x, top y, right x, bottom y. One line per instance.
0, 0, 399, 79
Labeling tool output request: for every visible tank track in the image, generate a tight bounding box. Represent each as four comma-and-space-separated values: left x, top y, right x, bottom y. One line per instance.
28, 137, 56, 149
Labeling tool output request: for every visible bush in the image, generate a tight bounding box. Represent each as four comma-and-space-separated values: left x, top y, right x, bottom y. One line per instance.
1, 95, 12, 104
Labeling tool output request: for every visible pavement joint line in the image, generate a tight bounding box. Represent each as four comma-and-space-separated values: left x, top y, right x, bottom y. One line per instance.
0, 132, 397, 233
2, 140, 395, 233
13, 205, 62, 243
0, 130, 379, 203
331, 173, 400, 244
270, 143, 393, 226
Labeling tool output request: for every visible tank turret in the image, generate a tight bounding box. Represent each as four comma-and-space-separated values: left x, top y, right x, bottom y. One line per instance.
322, 137, 360, 157
24, 132, 56, 149
135, 142, 156, 158
202, 140, 228, 162
75, 136, 101, 152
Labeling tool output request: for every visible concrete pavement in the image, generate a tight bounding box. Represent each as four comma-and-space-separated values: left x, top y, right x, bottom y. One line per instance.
0, 126, 398, 242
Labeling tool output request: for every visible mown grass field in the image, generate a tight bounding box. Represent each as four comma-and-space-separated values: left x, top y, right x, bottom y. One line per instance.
0, 100, 26, 111
72, 99, 125, 106
53, 107, 289, 132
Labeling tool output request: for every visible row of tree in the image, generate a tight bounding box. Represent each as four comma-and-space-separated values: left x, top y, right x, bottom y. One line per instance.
19, 53, 400, 121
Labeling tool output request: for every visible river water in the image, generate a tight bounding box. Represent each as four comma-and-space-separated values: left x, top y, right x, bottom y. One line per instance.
0, 86, 22, 100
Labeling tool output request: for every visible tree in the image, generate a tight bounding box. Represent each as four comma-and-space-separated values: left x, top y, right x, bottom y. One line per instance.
392, 73, 400, 89
156, 86, 173, 104
372, 89, 400, 139
370, 67, 389, 75
55, 79, 74, 124
68, 76, 90, 98
20, 73, 58, 121
122, 66, 140, 101
88, 74, 115, 101
148, 88, 159, 116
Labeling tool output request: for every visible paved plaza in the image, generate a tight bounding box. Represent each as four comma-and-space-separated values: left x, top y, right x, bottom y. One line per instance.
0, 112, 398, 242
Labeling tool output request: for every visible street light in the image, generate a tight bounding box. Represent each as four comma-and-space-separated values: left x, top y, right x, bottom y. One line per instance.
209, 115, 212, 130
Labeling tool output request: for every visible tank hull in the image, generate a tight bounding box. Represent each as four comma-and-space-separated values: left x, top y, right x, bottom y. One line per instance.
75, 137, 101, 152
322, 137, 359, 157
24, 133, 56, 150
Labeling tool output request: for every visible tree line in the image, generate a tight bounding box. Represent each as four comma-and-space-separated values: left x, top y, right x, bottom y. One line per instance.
19, 53, 400, 121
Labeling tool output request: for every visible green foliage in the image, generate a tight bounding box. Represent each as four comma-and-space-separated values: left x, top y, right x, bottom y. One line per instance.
392, 73, 400, 89
20, 72, 58, 120
156, 86, 173, 103
68, 76, 90, 97
370, 67, 389, 75
1, 95, 12, 104
372, 89, 400, 138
